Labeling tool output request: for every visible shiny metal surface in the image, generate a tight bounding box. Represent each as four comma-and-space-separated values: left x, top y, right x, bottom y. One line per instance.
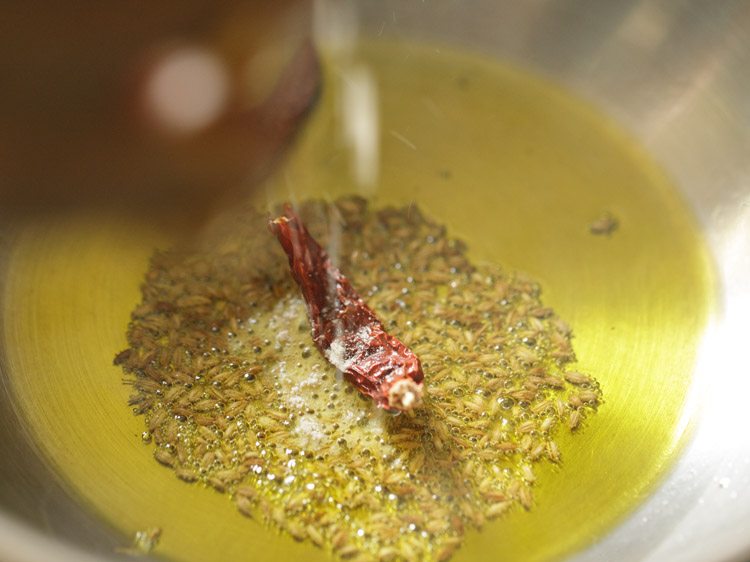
0, 232, 127, 561
355, 2, 750, 561
1, 1, 749, 561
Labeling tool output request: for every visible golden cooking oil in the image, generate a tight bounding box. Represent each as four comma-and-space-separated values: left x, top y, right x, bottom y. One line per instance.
2, 40, 715, 562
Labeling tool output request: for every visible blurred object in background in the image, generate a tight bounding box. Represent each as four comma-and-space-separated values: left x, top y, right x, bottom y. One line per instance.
0, 1, 319, 212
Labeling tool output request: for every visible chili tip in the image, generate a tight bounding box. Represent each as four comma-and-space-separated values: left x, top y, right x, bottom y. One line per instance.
387, 379, 423, 412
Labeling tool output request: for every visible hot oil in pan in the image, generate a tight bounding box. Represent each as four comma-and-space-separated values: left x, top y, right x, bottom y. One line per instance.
2, 41, 715, 562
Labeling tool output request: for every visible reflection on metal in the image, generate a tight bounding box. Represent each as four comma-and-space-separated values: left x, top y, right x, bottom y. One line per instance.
340, 65, 379, 190
1, 1, 750, 561
317, 0, 380, 192
355, 1, 749, 561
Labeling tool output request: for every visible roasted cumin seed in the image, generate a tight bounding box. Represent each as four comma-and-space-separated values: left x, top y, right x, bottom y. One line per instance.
117, 196, 603, 562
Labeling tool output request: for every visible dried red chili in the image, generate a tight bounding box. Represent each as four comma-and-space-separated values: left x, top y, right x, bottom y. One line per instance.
269, 205, 424, 412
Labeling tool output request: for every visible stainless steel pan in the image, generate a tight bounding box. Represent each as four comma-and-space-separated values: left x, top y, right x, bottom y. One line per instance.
1, 1, 748, 561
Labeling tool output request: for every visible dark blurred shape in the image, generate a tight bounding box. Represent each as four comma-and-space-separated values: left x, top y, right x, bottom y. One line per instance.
0, 1, 319, 213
